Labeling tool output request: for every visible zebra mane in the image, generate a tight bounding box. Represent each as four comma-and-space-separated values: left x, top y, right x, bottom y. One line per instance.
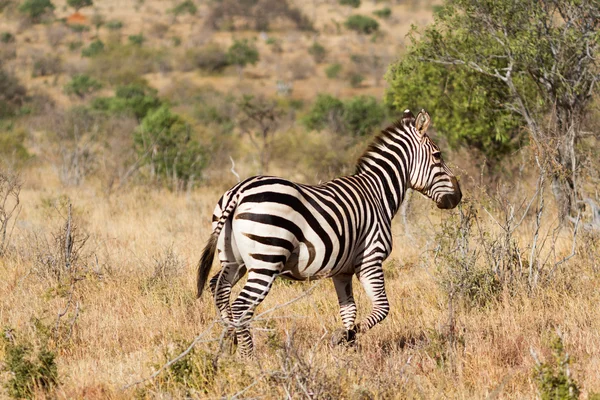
354, 114, 417, 174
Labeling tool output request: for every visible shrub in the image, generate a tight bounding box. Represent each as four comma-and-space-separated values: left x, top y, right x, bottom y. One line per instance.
68, 40, 82, 51
128, 34, 144, 46
348, 73, 364, 87
325, 63, 342, 79
308, 41, 327, 64
66, 0, 92, 11
0, 68, 26, 118
171, 0, 197, 16
2, 333, 58, 399
186, 43, 229, 73
534, 335, 580, 400
31, 54, 62, 77
1, 31, 15, 43
92, 82, 161, 121
18, 0, 54, 23
343, 95, 386, 136
80, 39, 104, 57
134, 106, 206, 188
344, 14, 379, 34
105, 19, 123, 30
302, 94, 345, 133
373, 7, 391, 18
64, 74, 102, 98
287, 55, 315, 80
69, 24, 89, 34
226, 39, 259, 70
339, 0, 360, 7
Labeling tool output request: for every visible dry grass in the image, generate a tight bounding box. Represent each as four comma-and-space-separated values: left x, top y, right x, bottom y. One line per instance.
1, 164, 599, 399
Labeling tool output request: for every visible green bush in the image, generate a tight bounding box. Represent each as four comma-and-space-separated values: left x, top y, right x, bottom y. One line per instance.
80, 39, 104, 57
325, 63, 342, 79
343, 95, 386, 136
64, 74, 102, 98
2, 333, 58, 399
1, 31, 15, 43
348, 73, 364, 87
308, 42, 327, 64
105, 19, 123, 30
134, 106, 206, 186
344, 14, 379, 34
302, 94, 345, 132
92, 82, 161, 121
128, 34, 144, 46
534, 336, 580, 400
69, 24, 89, 34
226, 39, 259, 70
66, 0, 92, 11
303, 94, 387, 137
339, 0, 360, 7
18, 0, 54, 23
171, 0, 197, 16
373, 7, 391, 18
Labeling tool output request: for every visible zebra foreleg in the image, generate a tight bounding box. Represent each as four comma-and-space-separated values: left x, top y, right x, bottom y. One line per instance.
355, 265, 389, 334
231, 268, 279, 357
331, 274, 358, 346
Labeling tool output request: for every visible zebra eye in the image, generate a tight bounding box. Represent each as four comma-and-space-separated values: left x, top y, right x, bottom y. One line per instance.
432, 151, 442, 161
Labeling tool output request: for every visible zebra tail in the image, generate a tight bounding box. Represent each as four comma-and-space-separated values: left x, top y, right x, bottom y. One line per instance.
197, 194, 240, 298
197, 231, 218, 298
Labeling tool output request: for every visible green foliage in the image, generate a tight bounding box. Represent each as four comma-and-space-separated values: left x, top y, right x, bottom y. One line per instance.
80, 39, 104, 57
0, 128, 30, 166
308, 41, 327, 64
134, 106, 206, 186
325, 63, 342, 79
2, 332, 58, 399
348, 73, 364, 88
128, 33, 144, 46
226, 39, 259, 68
66, 0, 92, 11
303, 94, 387, 136
64, 74, 102, 98
92, 82, 161, 121
534, 336, 580, 400
344, 14, 379, 34
343, 95, 386, 136
18, 0, 54, 22
1, 31, 15, 43
69, 24, 89, 33
105, 19, 123, 30
339, 0, 360, 7
171, 0, 197, 16
373, 7, 391, 18
68, 40, 82, 51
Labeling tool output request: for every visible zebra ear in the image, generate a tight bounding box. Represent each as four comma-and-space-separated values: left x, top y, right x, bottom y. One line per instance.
415, 109, 431, 137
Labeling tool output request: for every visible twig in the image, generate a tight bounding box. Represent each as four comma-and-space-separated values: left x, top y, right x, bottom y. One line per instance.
230, 156, 241, 183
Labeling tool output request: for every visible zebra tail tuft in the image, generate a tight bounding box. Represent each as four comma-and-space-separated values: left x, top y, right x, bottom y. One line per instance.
197, 231, 218, 298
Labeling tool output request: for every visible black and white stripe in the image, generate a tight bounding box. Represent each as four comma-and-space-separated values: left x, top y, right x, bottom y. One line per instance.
197, 109, 462, 355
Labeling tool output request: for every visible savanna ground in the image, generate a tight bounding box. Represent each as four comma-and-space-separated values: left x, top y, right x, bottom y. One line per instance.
1, 0, 600, 398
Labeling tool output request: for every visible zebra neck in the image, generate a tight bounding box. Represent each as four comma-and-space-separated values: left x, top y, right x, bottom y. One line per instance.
354, 156, 409, 221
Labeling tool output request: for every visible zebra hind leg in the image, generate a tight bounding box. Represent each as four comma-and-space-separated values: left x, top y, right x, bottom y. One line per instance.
231, 268, 279, 357
331, 274, 358, 346
209, 262, 247, 352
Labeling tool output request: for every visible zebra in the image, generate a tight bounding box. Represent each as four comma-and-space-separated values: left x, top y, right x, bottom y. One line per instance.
196, 109, 462, 356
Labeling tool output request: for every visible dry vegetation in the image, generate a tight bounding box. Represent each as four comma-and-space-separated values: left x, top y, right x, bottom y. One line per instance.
1, 0, 600, 399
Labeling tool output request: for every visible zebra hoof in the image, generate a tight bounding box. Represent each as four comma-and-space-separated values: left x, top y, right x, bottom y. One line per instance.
331, 328, 357, 347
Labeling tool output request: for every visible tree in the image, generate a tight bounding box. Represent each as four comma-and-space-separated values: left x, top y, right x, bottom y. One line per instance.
344, 15, 379, 34
386, 0, 600, 221
226, 39, 259, 78
237, 95, 283, 174
18, 0, 54, 23
66, 0, 92, 12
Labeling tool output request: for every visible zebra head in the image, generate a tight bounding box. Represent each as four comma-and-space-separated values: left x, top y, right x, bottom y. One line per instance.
405, 109, 462, 209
